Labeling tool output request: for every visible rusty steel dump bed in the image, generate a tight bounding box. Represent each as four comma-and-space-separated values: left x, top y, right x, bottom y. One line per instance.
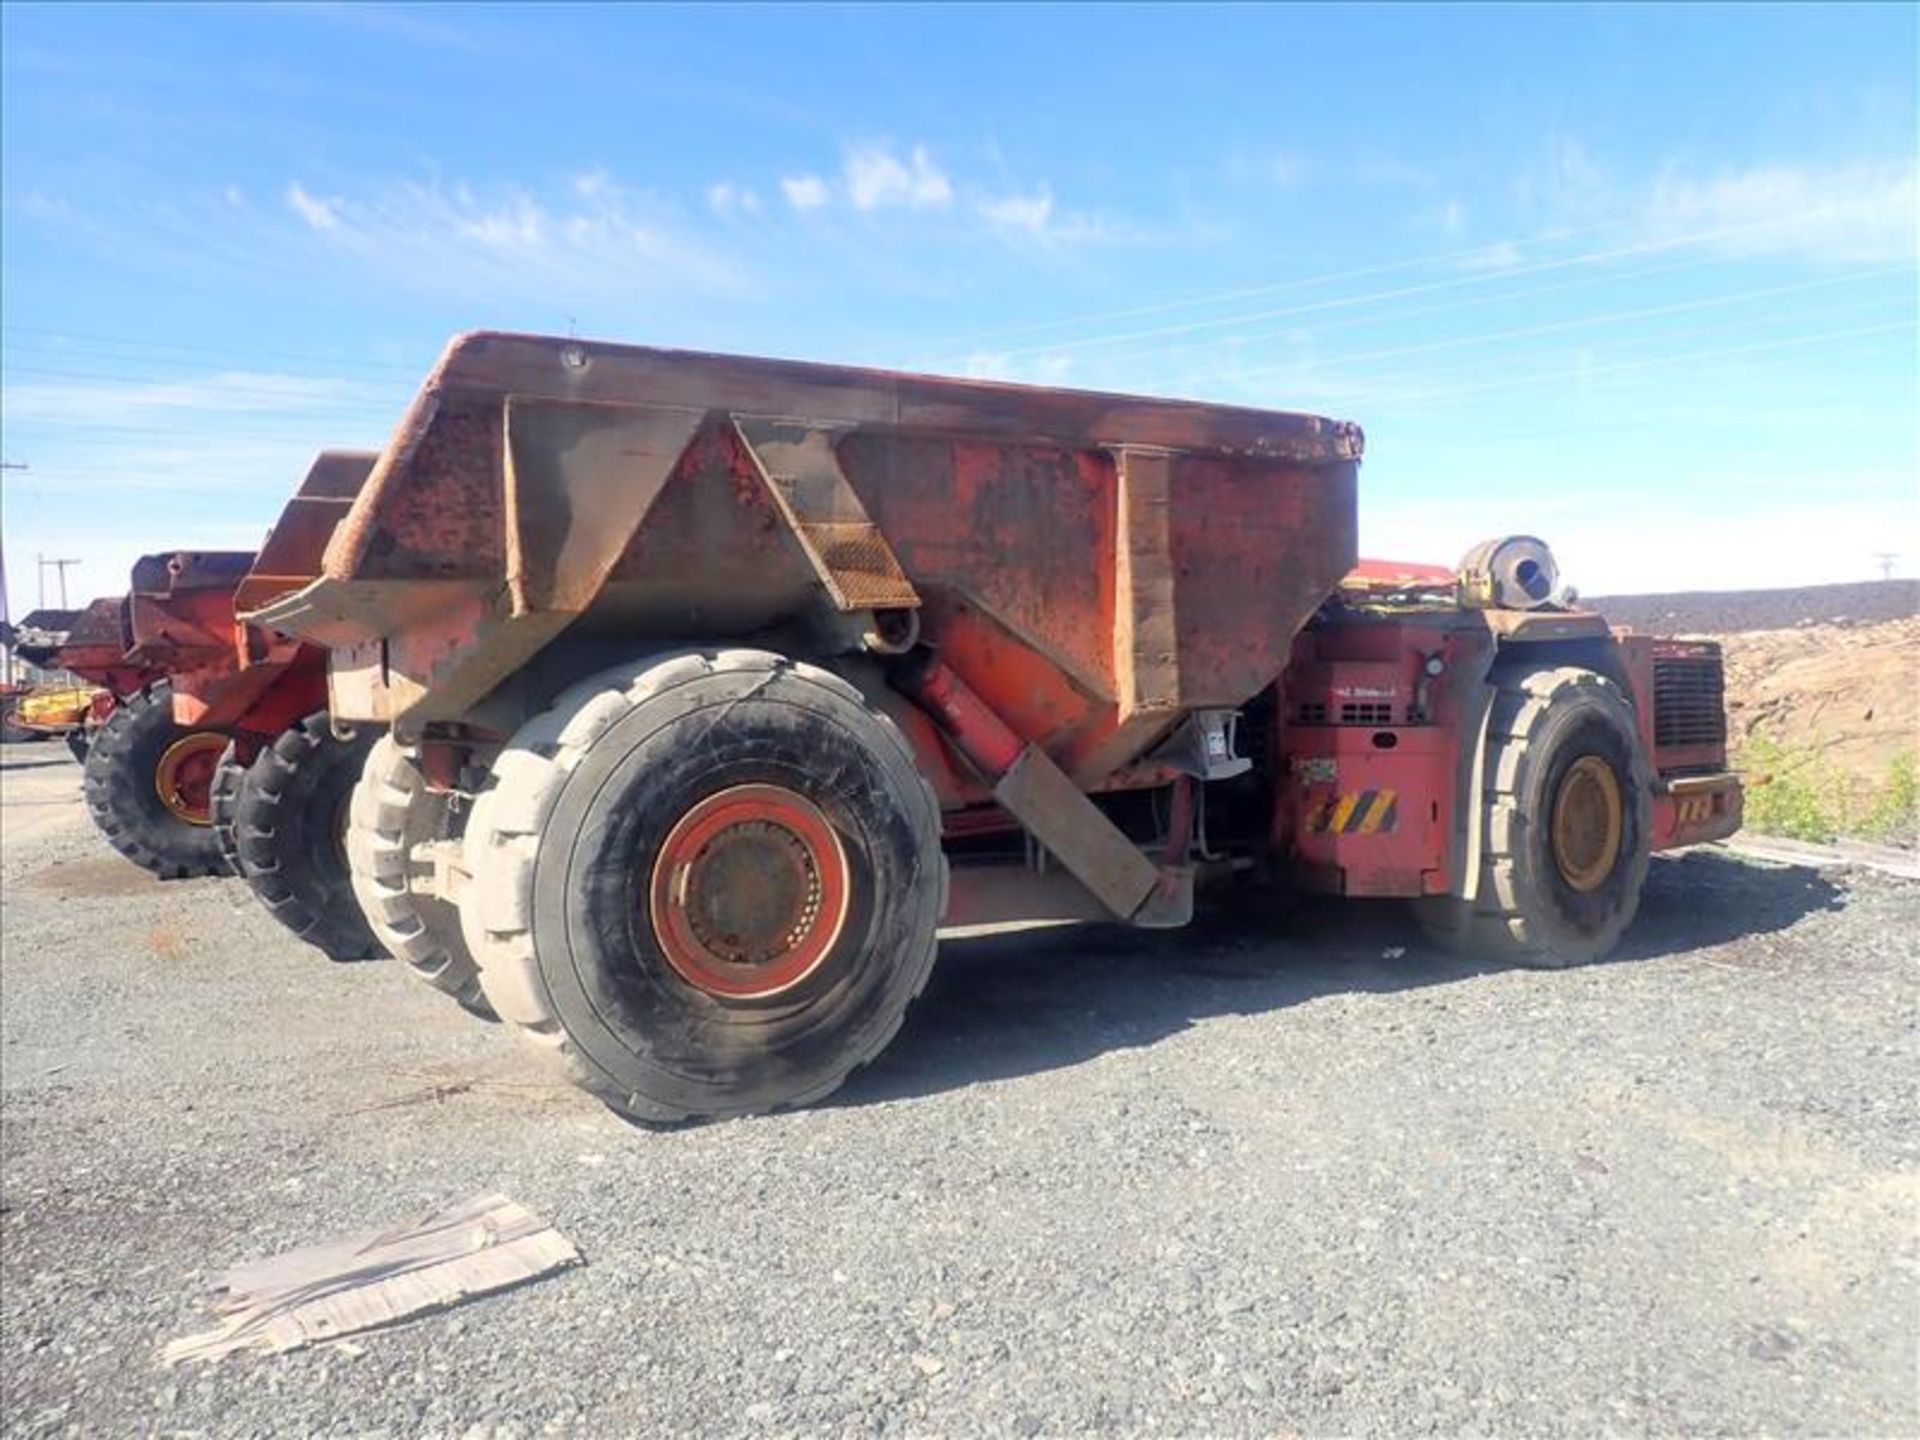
255, 331, 1362, 786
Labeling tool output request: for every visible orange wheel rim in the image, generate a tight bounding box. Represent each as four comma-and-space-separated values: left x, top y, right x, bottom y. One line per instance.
649, 783, 851, 999
1551, 754, 1623, 892
154, 732, 225, 825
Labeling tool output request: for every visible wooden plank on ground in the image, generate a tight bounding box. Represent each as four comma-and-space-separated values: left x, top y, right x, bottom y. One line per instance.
162, 1193, 581, 1365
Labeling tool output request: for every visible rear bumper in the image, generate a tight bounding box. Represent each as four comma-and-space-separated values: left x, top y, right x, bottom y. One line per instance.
1651, 772, 1743, 850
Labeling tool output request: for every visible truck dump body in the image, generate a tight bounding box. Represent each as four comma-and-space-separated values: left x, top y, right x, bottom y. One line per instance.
258, 332, 1362, 786
19, 598, 146, 693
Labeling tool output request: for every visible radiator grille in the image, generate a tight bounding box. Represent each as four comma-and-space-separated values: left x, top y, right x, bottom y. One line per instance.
1653, 655, 1727, 749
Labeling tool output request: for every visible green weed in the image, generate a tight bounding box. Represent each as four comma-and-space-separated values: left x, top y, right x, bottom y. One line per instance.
1859, 751, 1919, 847
1736, 735, 1918, 847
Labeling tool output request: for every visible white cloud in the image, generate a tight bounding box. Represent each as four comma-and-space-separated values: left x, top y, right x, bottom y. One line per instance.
1456, 239, 1524, 272
978, 187, 1054, 234
267, 173, 744, 298
844, 144, 952, 212
284, 181, 339, 232
455, 194, 546, 254
1437, 197, 1466, 235
223, 184, 246, 209
706, 181, 762, 216
974, 186, 1121, 247
760, 141, 1127, 247
1646, 161, 1918, 265
1523, 140, 1919, 266
1221, 151, 1310, 189
781, 174, 831, 211
1535, 134, 1610, 216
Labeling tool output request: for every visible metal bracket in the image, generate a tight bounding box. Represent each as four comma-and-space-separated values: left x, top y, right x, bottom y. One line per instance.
991, 745, 1162, 921
1150, 708, 1252, 781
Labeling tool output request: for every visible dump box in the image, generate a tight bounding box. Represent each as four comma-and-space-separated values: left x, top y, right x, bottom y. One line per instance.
259, 331, 1362, 781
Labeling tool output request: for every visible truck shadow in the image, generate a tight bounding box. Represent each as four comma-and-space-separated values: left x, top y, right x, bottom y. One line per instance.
833, 850, 1847, 1110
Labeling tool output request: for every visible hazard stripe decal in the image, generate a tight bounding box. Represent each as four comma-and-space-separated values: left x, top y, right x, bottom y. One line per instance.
1308, 789, 1400, 835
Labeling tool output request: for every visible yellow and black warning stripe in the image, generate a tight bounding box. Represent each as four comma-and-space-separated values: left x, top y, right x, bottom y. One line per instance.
1308, 788, 1400, 835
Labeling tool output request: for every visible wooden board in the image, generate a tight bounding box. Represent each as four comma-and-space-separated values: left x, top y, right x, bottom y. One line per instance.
163, 1193, 580, 1365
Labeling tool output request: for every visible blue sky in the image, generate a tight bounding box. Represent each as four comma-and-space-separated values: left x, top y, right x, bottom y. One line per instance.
2, 2, 1915, 620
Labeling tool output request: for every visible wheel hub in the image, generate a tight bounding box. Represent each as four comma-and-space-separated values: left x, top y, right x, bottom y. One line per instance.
153, 732, 226, 826
1551, 754, 1624, 893
649, 784, 850, 998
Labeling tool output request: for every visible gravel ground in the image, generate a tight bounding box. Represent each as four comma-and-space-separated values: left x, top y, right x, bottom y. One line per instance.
2, 747, 1916, 1437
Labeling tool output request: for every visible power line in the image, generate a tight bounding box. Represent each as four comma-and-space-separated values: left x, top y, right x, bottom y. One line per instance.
1345, 320, 1916, 410
907, 215, 1653, 353
1163, 267, 1906, 391
952, 226, 1906, 369
0, 362, 402, 403
0, 326, 434, 377
910, 199, 1902, 366
1078, 253, 1909, 377
1029, 247, 1737, 376
905, 195, 1885, 355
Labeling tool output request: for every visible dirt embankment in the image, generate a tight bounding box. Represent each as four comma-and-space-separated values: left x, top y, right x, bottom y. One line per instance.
1719, 616, 1919, 787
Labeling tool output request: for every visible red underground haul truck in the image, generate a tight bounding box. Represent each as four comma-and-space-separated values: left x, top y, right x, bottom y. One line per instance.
48, 453, 423, 968
240, 332, 1742, 1124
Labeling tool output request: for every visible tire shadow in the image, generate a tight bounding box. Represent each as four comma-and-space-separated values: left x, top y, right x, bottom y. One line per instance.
832, 849, 1848, 1109
0, 754, 75, 772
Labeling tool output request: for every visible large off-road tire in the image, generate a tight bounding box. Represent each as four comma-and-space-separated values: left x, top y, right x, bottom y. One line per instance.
346, 735, 493, 1016
461, 649, 947, 1125
231, 712, 382, 962
1414, 664, 1651, 967
81, 683, 230, 880
1, 700, 36, 745
209, 741, 249, 877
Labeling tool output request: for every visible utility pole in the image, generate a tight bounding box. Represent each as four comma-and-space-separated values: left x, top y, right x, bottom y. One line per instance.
38, 556, 81, 609
1870, 552, 1899, 581
0, 461, 23, 683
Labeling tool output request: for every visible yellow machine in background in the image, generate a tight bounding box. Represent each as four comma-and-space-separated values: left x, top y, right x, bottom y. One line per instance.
2, 682, 111, 758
